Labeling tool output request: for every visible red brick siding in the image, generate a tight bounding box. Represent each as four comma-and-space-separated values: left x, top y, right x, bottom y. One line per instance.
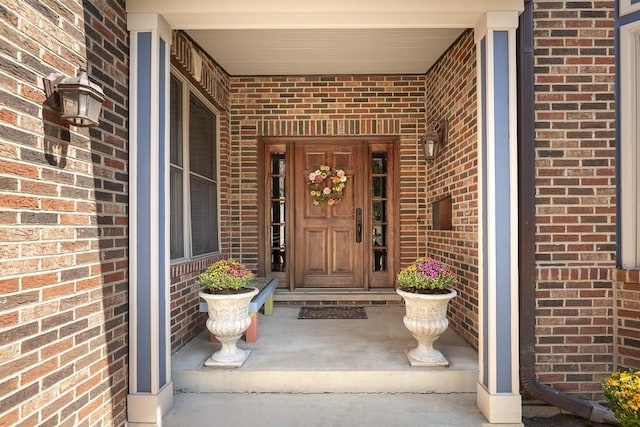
171, 31, 230, 111
425, 31, 479, 350
170, 255, 223, 353
533, 0, 616, 399
230, 75, 429, 271
613, 270, 640, 369
0, 1, 129, 426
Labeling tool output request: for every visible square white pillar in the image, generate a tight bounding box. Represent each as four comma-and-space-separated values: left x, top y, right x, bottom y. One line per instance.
475, 10, 523, 425
127, 12, 173, 425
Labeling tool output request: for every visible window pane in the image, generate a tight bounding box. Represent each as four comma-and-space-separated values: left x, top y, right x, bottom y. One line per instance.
271, 153, 285, 174
373, 225, 387, 246
170, 76, 182, 166
171, 75, 220, 261
189, 93, 216, 179
271, 177, 285, 199
271, 230, 286, 273
373, 176, 386, 198
372, 154, 387, 173
271, 225, 286, 248
170, 167, 184, 259
373, 249, 387, 271
271, 201, 285, 223
373, 201, 386, 222
190, 175, 218, 256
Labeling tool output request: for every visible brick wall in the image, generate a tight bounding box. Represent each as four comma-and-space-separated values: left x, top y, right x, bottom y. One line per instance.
533, 0, 616, 399
0, 1, 129, 426
230, 75, 429, 270
612, 270, 640, 369
170, 255, 222, 353
424, 30, 479, 349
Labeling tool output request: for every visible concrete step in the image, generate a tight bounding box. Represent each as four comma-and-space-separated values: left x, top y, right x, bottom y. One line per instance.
171, 306, 478, 394
163, 393, 491, 427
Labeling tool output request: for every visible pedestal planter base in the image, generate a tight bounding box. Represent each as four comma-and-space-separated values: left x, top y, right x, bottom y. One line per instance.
205, 349, 252, 368
405, 348, 449, 367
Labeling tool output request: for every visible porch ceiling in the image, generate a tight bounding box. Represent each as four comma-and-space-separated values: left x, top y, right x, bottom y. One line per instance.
186, 28, 464, 75
126, 0, 524, 76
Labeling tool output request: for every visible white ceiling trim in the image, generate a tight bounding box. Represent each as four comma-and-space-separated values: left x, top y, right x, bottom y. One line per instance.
187, 28, 465, 75
126, 0, 524, 18
126, 0, 524, 76
135, 12, 482, 30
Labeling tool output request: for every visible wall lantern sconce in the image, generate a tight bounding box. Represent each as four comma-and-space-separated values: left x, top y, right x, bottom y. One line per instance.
44, 68, 105, 127
419, 120, 449, 162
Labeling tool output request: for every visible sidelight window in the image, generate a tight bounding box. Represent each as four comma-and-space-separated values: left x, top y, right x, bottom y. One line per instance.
372, 152, 388, 271
270, 152, 286, 272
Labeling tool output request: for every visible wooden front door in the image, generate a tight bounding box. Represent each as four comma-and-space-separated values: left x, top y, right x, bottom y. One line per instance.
260, 137, 397, 290
293, 142, 365, 288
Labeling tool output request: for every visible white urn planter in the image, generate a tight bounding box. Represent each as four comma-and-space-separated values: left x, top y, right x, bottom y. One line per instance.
199, 287, 258, 367
396, 287, 457, 367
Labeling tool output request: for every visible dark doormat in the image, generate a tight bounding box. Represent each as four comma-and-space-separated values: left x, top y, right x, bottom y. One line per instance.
297, 306, 367, 319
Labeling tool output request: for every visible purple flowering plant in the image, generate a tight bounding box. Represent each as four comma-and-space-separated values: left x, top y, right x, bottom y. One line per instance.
198, 259, 254, 293
396, 257, 457, 294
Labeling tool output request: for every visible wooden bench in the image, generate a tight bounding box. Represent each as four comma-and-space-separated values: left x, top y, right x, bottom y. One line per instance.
245, 278, 278, 342
199, 277, 279, 343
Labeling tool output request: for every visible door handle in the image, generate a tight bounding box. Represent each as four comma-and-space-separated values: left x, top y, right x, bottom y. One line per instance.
355, 208, 362, 243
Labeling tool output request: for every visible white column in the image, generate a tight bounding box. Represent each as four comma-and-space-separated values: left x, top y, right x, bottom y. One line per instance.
475, 11, 523, 424
619, 17, 640, 268
127, 13, 173, 426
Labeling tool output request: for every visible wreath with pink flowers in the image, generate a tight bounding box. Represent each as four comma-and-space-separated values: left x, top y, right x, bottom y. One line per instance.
307, 165, 348, 205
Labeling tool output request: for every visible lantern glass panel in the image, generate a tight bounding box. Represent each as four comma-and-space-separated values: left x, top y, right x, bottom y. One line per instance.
60, 90, 79, 119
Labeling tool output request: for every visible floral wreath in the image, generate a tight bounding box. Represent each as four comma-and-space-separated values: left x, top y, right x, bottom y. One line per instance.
307, 165, 348, 205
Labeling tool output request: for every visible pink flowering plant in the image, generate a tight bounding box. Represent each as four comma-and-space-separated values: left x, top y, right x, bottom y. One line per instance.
396, 257, 457, 294
197, 259, 254, 293
603, 369, 640, 427
307, 165, 347, 205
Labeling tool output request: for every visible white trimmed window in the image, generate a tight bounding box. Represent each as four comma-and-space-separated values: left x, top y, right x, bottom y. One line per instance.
170, 71, 220, 261
620, 0, 640, 17
620, 22, 640, 268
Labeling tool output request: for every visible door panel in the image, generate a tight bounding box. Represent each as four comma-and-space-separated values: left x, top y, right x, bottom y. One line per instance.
331, 228, 355, 273
294, 143, 364, 288
304, 228, 328, 273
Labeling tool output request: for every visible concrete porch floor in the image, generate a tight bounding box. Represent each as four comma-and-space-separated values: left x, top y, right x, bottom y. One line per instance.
165, 306, 503, 426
